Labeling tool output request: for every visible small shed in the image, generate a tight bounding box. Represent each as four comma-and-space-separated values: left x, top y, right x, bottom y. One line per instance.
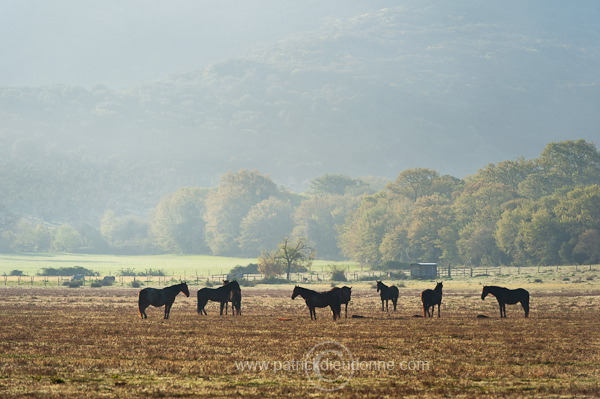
410, 263, 438, 279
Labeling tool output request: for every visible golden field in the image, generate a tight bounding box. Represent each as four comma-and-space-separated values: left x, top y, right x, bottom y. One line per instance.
0, 279, 599, 398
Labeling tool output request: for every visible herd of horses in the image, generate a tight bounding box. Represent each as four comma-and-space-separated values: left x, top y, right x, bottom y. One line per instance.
138, 280, 530, 320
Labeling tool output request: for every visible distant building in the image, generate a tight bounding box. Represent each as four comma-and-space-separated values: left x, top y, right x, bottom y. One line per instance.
410, 263, 438, 279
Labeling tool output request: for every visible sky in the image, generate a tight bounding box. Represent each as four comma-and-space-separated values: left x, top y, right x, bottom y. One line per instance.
0, 0, 392, 88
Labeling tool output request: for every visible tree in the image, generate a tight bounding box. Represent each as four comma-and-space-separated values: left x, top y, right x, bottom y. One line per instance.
339, 192, 411, 267
469, 158, 535, 191
538, 139, 600, 186
388, 168, 440, 202
277, 237, 315, 280
100, 210, 152, 254
292, 194, 360, 260
204, 169, 281, 256
519, 140, 600, 199
150, 187, 209, 254
51, 224, 84, 252
495, 201, 535, 265
405, 195, 455, 262
388, 168, 463, 202
572, 229, 600, 264
257, 250, 285, 278
309, 174, 367, 195
237, 197, 294, 256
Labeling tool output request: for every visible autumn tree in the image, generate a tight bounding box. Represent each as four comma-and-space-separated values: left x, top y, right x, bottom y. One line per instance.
204, 169, 281, 256
258, 237, 314, 280
237, 197, 295, 257
292, 194, 360, 260
150, 187, 209, 254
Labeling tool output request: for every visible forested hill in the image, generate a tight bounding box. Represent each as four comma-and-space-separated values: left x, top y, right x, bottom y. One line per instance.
1, 2, 599, 224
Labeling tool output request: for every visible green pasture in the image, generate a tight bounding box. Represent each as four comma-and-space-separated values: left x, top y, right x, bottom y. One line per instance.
0, 253, 359, 277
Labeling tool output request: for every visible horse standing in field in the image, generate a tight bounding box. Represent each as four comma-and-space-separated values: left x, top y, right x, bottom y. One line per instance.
291, 286, 342, 320
421, 282, 443, 317
482, 286, 529, 318
340, 286, 352, 318
197, 280, 241, 315
221, 280, 242, 316
138, 282, 190, 319
376, 281, 399, 312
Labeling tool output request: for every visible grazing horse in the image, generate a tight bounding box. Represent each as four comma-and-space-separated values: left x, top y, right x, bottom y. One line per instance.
340, 286, 352, 318
421, 282, 443, 317
138, 282, 190, 319
291, 286, 342, 320
482, 286, 530, 318
376, 281, 399, 312
197, 280, 241, 315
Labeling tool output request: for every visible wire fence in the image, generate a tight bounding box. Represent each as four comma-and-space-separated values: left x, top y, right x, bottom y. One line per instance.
1, 264, 597, 287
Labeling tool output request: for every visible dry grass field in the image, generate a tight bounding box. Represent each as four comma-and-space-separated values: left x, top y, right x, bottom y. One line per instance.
0, 280, 599, 398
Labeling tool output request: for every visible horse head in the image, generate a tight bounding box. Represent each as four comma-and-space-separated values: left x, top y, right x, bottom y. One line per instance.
436, 281, 443, 291
376, 281, 382, 292
291, 285, 300, 300
181, 282, 190, 297
481, 286, 489, 300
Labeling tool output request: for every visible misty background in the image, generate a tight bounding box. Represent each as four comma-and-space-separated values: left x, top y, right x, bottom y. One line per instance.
1, 0, 599, 226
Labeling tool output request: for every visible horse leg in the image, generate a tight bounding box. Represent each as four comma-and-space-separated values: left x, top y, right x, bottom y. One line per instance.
198, 299, 208, 315
522, 299, 529, 318
345, 303, 348, 318
393, 299, 397, 311
164, 304, 171, 319
139, 305, 148, 319
437, 303, 441, 318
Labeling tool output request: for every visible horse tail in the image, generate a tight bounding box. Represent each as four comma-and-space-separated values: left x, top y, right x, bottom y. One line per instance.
138, 289, 147, 318
197, 289, 203, 314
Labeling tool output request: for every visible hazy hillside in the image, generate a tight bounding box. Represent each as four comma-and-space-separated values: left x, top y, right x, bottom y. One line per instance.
1, 2, 599, 223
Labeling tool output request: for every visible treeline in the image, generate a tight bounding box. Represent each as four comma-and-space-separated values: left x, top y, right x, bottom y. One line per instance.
1, 139, 599, 267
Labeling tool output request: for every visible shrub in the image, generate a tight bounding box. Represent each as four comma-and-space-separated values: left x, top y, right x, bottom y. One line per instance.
130, 280, 143, 288
330, 266, 347, 282
63, 280, 83, 288
236, 279, 256, 287
38, 266, 98, 277
117, 268, 137, 276
229, 263, 259, 275
9, 270, 25, 276
137, 269, 166, 276
259, 277, 289, 284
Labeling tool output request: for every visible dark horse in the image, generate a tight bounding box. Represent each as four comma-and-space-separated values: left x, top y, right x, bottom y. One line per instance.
421, 282, 443, 317
340, 286, 352, 318
376, 281, 399, 312
197, 280, 241, 315
138, 282, 190, 319
221, 280, 242, 316
482, 286, 530, 318
291, 286, 342, 320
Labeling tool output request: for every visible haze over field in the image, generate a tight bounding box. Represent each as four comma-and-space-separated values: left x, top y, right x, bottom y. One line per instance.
1, 0, 599, 216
